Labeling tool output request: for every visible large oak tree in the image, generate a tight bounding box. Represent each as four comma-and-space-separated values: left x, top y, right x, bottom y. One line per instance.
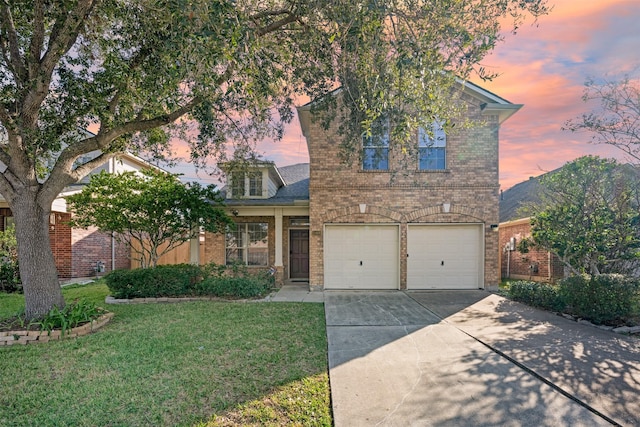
0, 0, 548, 319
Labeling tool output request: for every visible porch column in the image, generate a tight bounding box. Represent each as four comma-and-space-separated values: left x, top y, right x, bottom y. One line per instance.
190, 227, 200, 265
274, 208, 283, 267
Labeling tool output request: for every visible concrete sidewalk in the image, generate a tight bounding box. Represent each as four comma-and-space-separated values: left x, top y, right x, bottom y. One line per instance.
326, 291, 640, 426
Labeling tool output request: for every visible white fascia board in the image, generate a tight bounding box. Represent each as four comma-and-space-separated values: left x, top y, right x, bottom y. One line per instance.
480, 103, 523, 124
226, 205, 309, 217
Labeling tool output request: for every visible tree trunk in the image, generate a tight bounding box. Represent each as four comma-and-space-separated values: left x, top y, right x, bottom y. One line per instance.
12, 193, 65, 320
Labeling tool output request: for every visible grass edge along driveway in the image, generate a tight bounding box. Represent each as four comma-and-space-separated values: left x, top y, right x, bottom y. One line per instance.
0, 282, 331, 427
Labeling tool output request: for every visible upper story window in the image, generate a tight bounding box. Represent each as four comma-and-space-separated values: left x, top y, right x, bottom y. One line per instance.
230, 171, 263, 198
248, 172, 262, 197
231, 174, 245, 197
418, 122, 446, 170
362, 120, 390, 171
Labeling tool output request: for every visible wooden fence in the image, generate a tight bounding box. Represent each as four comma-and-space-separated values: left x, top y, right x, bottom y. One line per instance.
130, 239, 205, 268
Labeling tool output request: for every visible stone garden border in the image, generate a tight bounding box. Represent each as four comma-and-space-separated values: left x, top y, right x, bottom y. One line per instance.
0, 312, 114, 346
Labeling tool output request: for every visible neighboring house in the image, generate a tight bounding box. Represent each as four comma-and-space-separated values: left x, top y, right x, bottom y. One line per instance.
499, 163, 640, 282
498, 174, 565, 282
0, 151, 160, 279
208, 80, 522, 290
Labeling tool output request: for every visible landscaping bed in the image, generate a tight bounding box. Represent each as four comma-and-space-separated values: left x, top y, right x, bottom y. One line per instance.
504, 274, 640, 331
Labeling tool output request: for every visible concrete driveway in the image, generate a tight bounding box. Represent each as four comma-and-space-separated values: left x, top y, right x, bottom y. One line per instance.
325, 291, 640, 426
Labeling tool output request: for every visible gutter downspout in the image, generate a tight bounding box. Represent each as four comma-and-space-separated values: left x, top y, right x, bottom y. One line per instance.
112, 233, 116, 272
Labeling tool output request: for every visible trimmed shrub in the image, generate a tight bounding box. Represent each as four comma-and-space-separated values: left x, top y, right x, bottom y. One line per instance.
0, 260, 21, 293
105, 263, 274, 299
508, 281, 565, 312
559, 274, 640, 325
199, 275, 271, 299
106, 264, 203, 299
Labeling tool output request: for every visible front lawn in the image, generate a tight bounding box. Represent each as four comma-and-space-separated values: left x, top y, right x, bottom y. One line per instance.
0, 282, 331, 426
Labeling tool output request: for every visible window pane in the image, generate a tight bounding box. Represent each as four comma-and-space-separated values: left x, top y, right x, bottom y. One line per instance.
418, 124, 446, 148
247, 223, 268, 266
248, 172, 262, 197
225, 227, 244, 265
419, 147, 446, 170
362, 118, 389, 171
363, 147, 389, 170
225, 222, 269, 266
225, 229, 243, 248
231, 174, 245, 198
225, 248, 244, 265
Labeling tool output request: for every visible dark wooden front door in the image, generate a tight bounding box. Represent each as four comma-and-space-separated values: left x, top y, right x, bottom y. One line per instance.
290, 229, 309, 279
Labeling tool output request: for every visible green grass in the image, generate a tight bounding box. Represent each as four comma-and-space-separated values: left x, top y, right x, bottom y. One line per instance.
0, 282, 331, 426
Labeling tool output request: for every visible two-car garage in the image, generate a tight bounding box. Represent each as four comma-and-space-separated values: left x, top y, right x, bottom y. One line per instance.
323, 224, 483, 290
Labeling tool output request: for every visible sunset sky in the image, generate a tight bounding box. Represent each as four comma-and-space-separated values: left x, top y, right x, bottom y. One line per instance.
173, 0, 640, 191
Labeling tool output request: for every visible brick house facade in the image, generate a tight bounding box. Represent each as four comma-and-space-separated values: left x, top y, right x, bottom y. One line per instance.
213, 81, 522, 291
498, 218, 565, 282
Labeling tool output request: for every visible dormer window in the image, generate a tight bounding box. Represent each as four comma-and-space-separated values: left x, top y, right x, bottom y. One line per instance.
230, 171, 264, 198
248, 172, 262, 197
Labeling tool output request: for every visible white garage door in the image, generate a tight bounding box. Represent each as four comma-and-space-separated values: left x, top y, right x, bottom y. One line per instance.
407, 224, 483, 290
324, 224, 399, 289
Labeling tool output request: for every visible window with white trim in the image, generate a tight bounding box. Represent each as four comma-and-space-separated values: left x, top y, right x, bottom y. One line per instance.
230, 171, 263, 198
362, 119, 390, 171
418, 122, 446, 170
248, 172, 262, 197
225, 222, 269, 266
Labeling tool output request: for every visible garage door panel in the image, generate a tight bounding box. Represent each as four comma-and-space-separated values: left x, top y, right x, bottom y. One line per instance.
407, 225, 482, 290
325, 225, 399, 290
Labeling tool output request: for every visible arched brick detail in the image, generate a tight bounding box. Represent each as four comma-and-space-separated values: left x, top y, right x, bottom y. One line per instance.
405, 205, 441, 222
407, 204, 484, 223
324, 204, 404, 222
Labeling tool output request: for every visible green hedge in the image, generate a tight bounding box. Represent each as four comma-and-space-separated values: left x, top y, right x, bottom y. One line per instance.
559, 274, 640, 326
197, 275, 272, 299
508, 281, 565, 312
105, 264, 202, 299
508, 275, 640, 326
105, 263, 274, 299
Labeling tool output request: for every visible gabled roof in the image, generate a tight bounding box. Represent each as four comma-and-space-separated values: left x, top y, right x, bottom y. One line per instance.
296, 79, 522, 137
499, 175, 545, 223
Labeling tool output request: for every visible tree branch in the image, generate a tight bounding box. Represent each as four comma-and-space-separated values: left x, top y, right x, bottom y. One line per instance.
255, 13, 298, 36
0, 0, 28, 82
41, 96, 204, 204
23, 0, 96, 127
28, 0, 45, 65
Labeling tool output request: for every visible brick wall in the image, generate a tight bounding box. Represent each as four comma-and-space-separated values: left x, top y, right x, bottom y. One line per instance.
71, 227, 130, 278
304, 92, 501, 289
498, 218, 564, 282
50, 212, 72, 278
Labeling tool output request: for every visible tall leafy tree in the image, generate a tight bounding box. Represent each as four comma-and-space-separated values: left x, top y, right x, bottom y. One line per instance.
564, 74, 640, 164
529, 156, 640, 276
0, 0, 549, 318
66, 169, 232, 269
